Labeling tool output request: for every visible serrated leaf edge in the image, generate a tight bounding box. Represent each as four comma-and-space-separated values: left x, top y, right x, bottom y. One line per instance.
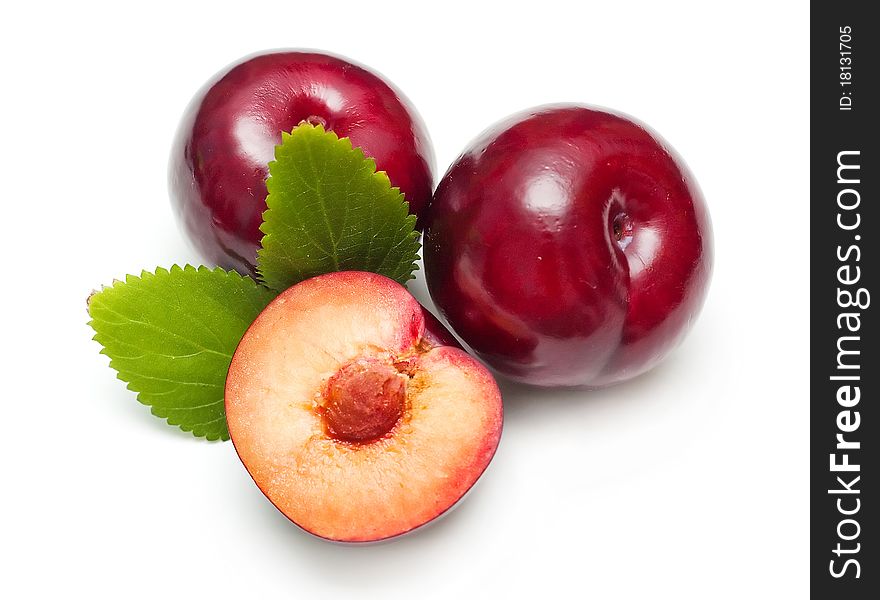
87, 264, 270, 442
255, 123, 421, 290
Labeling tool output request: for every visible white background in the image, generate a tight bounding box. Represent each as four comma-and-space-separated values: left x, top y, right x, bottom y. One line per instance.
1, 1, 809, 597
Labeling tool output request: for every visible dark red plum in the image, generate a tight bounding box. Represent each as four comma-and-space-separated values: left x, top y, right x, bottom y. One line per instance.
170, 50, 434, 274
424, 105, 713, 387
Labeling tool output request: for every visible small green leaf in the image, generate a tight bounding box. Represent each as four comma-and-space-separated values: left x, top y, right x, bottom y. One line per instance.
257, 123, 421, 291
88, 265, 275, 441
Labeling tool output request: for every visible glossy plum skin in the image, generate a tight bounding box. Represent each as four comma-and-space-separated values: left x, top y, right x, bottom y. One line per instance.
424, 105, 713, 387
170, 50, 434, 274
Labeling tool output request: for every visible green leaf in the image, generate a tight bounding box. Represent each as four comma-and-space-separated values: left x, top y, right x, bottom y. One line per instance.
88, 265, 275, 441
257, 123, 421, 291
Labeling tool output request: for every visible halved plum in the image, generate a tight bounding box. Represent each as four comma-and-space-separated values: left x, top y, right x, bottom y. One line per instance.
225, 271, 502, 542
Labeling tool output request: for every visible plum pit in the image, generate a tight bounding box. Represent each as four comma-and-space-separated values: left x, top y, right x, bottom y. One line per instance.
321, 358, 407, 443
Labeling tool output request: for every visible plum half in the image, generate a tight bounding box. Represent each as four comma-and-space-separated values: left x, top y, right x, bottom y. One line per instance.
225, 272, 502, 542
